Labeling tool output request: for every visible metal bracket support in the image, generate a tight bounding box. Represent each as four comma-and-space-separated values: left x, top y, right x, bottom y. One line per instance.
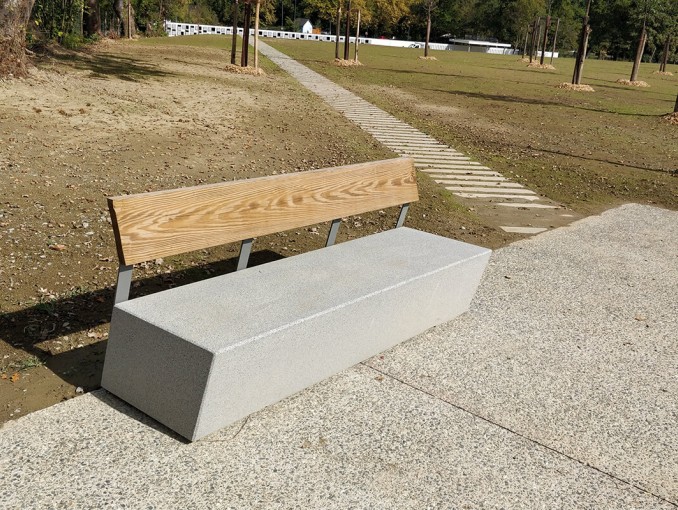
326, 219, 341, 247
396, 203, 410, 228
114, 264, 134, 305
237, 238, 253, 271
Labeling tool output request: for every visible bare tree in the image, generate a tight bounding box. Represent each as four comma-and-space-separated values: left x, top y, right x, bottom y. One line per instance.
630, 19, 647, 82
658, 35, 670, 72
572, 0, 592, 85
0, 0, 36, 77
424, 0, 437, 58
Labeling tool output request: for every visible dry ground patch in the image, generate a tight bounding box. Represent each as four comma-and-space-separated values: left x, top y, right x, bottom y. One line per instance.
0, 37, 515, 421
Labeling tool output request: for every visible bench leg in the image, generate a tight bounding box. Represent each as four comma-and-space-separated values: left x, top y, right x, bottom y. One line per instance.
237, 239, 253, 271
396, 203, 410, 228
326, 219, 341, 247
114, 265, 133, 305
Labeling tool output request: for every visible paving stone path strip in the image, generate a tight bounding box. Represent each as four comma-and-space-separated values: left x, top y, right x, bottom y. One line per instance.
258, 42, 577, 235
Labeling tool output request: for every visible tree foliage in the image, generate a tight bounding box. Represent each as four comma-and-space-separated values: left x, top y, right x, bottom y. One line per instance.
0, 0, 675, 79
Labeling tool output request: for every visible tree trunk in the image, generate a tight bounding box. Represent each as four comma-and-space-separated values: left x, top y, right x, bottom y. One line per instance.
0, 0, 36, 77
630, 22, 646, 82
84, 0, 101, 36
528, 17, 539, 63
522, 24, 529, 57
241, 1, 251, 67
231, 0, 238, 65
659, 35, 671, 73
540, 16, 550, 65
424, 4, 431, 58
572, 0, 592, 85
114, 0, 136, 37
550, 18, 560, 65
674, 91, 678, 113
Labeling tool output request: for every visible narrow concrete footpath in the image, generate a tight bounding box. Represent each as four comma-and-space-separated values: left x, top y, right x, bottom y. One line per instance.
257, 42, 579, 235
1, 204, 676, 508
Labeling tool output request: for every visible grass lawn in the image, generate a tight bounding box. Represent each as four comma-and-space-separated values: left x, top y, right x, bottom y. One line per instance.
266, 39, 678, 214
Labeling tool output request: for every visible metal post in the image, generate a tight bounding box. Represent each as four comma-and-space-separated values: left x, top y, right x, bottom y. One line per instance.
326, 219, 341, 247
396, 203, 410, 228
237, 239, 253, 270
114, 265, 134, 304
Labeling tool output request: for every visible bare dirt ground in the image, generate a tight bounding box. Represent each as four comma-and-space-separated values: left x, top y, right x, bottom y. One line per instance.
0, 40, 519, 422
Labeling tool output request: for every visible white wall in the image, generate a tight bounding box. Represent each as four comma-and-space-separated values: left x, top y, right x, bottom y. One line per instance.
162, 21, 529, 56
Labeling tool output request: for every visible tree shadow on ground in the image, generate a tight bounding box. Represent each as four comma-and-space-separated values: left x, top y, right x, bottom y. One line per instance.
369, 67, 482, 80
0, 250, 286, 391
37, 47, 172, 82
426, 88, 664, 117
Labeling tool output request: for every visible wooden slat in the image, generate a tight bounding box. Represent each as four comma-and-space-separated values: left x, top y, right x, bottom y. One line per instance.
108, 158, 418, 265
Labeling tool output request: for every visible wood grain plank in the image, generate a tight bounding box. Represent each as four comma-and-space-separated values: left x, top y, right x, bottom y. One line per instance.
108, 158, 417, 265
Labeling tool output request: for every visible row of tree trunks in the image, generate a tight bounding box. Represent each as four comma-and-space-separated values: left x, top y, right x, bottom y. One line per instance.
84, 0, 101, 36
343, 0, 351, 60
230, 0, 261, 69
113, 0, 136, 38
0, 0, 36, 77
241, 1, 251, 67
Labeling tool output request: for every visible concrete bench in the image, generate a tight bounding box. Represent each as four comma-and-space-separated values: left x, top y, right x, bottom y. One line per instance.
101, 158, 491, 441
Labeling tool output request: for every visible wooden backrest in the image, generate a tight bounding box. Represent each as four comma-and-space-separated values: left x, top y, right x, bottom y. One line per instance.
108, 157, 418, 266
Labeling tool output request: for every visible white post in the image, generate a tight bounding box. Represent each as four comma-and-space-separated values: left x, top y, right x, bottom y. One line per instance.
354, 10, 361, 62
254, 0, 260, 69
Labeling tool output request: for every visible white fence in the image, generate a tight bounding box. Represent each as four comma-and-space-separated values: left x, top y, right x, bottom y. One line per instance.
163, 21, 518, 54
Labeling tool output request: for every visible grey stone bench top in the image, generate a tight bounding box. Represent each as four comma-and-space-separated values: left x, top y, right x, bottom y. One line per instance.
116, 227, 489, 354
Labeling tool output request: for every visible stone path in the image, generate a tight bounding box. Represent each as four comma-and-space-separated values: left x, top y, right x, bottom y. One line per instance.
258, 42, 580, 234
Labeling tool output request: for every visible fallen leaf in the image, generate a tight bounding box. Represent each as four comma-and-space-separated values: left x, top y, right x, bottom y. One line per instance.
1, 373, 7, 380
49, 244, 67, 251
10, 372, 20, 383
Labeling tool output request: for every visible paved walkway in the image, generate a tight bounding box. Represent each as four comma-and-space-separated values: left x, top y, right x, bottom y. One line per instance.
1, 204, 676, 508
257, 42, 578, 235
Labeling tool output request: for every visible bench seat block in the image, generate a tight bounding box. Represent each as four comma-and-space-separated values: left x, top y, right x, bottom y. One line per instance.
102, 227, 491, 441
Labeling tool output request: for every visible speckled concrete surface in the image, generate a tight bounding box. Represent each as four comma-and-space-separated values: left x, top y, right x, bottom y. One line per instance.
1, 204, 675, 509
366, 203, 678, 505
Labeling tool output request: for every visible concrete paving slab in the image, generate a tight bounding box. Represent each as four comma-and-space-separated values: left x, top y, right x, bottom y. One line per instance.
1, 204, 674, 508
365, 203, 678, 505
0, 368, 672, 509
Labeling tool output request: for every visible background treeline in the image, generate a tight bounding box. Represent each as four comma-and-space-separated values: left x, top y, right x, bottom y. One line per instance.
29, 0, 677, 62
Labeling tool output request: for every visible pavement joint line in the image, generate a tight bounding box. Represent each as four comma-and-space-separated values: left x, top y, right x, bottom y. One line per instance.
361, 362, 678, 508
